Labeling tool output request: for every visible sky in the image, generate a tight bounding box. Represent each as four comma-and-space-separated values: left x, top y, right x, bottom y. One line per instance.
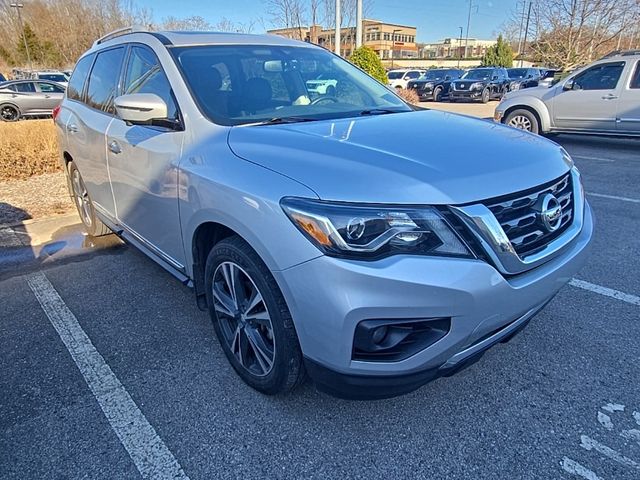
137, 0, 518, 43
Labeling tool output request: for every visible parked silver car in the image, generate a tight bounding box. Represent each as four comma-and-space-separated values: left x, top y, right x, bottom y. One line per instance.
0, 80, 65, 121
495, 50, 640, 136
55, 27, 593, 399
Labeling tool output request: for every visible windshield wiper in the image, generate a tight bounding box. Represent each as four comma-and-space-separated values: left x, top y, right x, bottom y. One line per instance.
359, 109, 403, 116
251, 116, 317, 126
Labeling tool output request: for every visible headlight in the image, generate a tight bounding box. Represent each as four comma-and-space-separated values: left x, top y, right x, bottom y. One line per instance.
470, 82, 484, 90
560, 147, 574, 168
424, 82, 434, 88
281, 197, 472, 259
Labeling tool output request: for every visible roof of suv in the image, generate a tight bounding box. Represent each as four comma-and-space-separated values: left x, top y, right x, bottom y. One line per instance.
89, 29, 313, 54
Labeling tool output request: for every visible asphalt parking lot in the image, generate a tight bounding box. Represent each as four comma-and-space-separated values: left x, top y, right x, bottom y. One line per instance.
1, 123, 639, 479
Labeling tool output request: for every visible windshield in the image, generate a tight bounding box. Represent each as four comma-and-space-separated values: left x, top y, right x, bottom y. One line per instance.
173, 45, 410, 126
387, 71, 405, 79
461, 69, 494, 80
507, 69, 528, 79
420, 71, 446, 81
39, 74, 66, 82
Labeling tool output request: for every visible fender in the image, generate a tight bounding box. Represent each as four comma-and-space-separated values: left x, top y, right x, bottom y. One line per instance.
499, 95, 552, 132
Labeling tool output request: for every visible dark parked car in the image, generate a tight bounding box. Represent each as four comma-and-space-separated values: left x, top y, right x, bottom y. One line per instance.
449, 67, 510, 103
0, 80, 65, 121
407, 68, 464, 102
507, 68, 541, 90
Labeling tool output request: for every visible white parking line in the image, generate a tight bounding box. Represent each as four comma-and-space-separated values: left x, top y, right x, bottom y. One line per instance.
588, 192, 640, 204
561, 457, 604, 480
26, 271, 189, 480
580, 435, 640, 470
569, 279, 640, 306
573, 155, 615, 163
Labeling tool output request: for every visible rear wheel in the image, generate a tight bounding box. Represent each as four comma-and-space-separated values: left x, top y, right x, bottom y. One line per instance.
68, 162, 111, 236
205, 236, 305, 395
0, 104, 20, 122
505, 109, 540, 134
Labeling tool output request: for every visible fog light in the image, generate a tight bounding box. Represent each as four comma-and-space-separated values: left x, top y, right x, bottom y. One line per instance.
372, 325, 388, 344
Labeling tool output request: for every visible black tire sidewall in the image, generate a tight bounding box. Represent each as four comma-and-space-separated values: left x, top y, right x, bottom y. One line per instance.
433, 87, 442, 102
0, 104, 20, 122
204, 237, 303, 395
481, 88, 490, 103
506, 109, 540, 134
67, 162, 99, 235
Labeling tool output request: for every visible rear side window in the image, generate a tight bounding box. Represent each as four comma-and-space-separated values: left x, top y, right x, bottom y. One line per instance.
630, 62, 640, 89
67, 54, 95, 101
123, 46, 179, 120
86, 47, 125, 114
14, 82, 36, 93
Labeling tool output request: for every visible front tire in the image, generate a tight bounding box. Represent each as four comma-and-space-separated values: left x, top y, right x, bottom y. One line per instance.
505, 109, 540, 134
205, 236, 305, 395
433, 86, 443, 102
481, 88, 490, 103
68, 161, 111, 236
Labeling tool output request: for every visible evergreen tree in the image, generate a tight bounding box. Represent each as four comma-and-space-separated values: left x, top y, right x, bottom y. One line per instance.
349, 46, 388, 84
481, 35, 514, 68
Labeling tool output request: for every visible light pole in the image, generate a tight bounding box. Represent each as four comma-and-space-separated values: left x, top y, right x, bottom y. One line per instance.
391, 28, 401, 68
335, 0, 341, 55
458, 26, 463, 68
355, 0, 362, 49
464, 0, 477, 59
10, 2, 33, 73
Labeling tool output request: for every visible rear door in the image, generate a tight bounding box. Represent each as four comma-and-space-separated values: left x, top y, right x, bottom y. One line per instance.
617, 60, 640, 134
106, 44, 186, 269
551, 61, 625, 132
68, 47, 126, 217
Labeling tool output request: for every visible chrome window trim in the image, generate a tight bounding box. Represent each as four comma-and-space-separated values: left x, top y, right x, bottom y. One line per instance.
451, 168, 584, 276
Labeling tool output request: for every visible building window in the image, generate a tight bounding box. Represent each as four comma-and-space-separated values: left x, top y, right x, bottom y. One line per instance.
384, 33, 389, 41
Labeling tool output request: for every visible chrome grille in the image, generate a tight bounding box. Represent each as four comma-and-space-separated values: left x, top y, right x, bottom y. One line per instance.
484, 174, 574, 257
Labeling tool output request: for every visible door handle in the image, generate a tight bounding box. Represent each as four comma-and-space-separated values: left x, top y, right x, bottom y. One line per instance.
601, 94, 618, 100
44, 95, 51, 98
108, 140, 122, 155
67, 124, 79, 133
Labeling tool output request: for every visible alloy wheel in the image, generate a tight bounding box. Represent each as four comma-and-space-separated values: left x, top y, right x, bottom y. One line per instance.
0, 105, 19, 122
508, 115, 533, 131
71, 168, 93, 227
212, 261, 275, 377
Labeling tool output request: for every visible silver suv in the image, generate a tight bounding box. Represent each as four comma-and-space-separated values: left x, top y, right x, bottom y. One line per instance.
495, 50, 640, 136
56, 27, 593, 399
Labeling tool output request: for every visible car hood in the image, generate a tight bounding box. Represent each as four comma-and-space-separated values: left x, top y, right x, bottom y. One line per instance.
503, 84, 553, 101
227, 110, 569, 204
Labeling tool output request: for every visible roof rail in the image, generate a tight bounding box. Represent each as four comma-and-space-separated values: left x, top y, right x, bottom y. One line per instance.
599, 49, 640, 60
93, 25, 148, 47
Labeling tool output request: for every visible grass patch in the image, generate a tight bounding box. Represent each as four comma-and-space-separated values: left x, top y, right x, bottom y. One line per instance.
0, 120, 61, 181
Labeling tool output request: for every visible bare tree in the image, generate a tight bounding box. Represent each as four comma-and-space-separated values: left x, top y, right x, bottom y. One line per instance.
265, 0, 307, 39
503, 0, 640, 69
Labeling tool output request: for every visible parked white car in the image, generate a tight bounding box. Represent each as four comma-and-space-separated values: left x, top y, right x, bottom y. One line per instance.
495, 50, 640, 136
305, 74, 338, 97
387, 69, 424, 90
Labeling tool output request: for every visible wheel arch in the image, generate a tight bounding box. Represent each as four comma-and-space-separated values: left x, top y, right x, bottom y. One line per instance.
502, 98, 551, 132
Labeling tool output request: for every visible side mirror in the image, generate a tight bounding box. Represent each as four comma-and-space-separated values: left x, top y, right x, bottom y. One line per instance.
114, 93, 168, 125
563, 79, 577, 91
492, 75, 498, 81
445, 75, 451, 81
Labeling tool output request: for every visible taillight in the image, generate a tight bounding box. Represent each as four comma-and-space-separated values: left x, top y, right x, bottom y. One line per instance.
52, 105, 61, 122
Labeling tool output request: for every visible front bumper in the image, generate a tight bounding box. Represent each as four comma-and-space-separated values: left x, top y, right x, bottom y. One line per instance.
274, 202, 594, 399
450, 90, 483, 100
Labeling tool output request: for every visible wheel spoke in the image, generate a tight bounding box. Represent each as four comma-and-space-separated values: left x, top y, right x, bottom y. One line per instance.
230, 326, 242, 365
245, 328, 274, 375
244, 287, 264, 315
213, 282, 236, 316
245, 309, 270, 325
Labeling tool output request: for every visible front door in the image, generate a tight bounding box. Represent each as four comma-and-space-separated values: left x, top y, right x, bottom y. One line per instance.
551, 61, 625, 132
106, 45, 186, 269
618, 60, 640, 134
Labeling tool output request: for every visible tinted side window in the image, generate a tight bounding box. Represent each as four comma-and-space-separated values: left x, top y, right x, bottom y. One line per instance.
574, 62, 625, 90
123, 46, 178, 120
630, 62, 640, 89
67, 54, 95, 101
14, 82, 36, 93
86, 48, 125, 114
38, 82, 64, 93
